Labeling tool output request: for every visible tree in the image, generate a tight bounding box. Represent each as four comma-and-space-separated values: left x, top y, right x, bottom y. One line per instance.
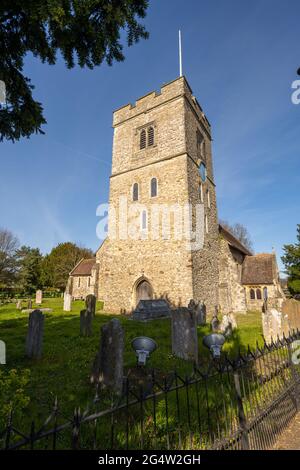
42, 242, 94, 291
15, 246, 44, 294
0, 228, 19, 286
281, 224, 300, 295
0, 0, 149, 142
220, 220, 253, 252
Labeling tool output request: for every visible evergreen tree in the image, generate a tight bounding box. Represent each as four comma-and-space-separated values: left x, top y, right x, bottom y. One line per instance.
16, 246, 43, 293
281, 225, 300, 294
0, 0, 149, 141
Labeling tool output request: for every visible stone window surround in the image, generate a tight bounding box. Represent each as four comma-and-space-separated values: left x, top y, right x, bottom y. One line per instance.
132, 182, 139, 201
137, 122, 156, 151
248, 286, 268, 300
150, 176, 158, 198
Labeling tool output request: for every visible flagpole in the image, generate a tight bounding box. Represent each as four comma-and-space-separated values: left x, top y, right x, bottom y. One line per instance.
179, 30, 183, 77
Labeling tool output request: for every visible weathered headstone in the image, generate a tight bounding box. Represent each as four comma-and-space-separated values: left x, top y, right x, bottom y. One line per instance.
211, 308, 220, 332
196, 301, 206, 326
80, 309, 93, 336
16, 300, 22, 310
27, 299, 32, 309
220, 314, 237, 338
91, 318, 124, 395
63, 292, 72, 312
171, 308, 198, 364
25, 310, 44, 359
262, 308, 289, 344
86, 294, 96, 317
35, 290, 42, 305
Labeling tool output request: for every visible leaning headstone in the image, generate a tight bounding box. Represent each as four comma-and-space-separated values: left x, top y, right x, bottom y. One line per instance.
16, 300, 22, 310
80, 309, 93, 336
27, 299, 32, 309
171, 308, 198, 364
35, 290, 42, 305
91, 318, 124, 395
25, 310, 44, 359
63, 292, 72, 312
86, 294, 96, 317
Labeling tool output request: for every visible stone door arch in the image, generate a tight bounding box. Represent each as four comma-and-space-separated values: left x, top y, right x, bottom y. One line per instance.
135, 278, 153, 306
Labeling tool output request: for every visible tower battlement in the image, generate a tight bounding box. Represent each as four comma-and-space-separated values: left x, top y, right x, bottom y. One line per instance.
113, 76, 210, 134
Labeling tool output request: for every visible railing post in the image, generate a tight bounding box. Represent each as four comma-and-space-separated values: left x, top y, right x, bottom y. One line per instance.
287, 338, 300, 411
233, 371, 250, 450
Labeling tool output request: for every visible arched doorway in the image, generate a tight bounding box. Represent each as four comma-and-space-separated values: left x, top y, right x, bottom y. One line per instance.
135, 279, 153, 305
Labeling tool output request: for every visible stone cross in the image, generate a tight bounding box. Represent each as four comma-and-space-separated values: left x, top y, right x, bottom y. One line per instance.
171, 308, 198, 364
91, 318, 124, 395
35, 290, 42, 305
80, 309, 93, 336
25, 310, 44, 359
63, 292, 72, 312
86, 294, 96, 317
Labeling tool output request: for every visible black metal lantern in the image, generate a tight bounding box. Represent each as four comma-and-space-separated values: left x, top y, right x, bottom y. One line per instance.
203, 333, 225, 359
131, 336, 157, 366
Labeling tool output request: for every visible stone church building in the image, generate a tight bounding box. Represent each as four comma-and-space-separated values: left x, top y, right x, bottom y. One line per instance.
67, 76, 284, 314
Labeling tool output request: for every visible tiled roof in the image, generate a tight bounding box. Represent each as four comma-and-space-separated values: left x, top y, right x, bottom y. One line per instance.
69, 258, 96, 276
219, 224, 252, 256
241, 254, 276, 285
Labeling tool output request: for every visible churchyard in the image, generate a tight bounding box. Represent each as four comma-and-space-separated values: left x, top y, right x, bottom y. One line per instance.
0, 297, 264, 432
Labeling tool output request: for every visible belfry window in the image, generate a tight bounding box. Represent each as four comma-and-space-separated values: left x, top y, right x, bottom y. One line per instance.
140, 129, 146, 149
148, 126, 154, 146
132, 183, 139, 201
150, 177, 157, 197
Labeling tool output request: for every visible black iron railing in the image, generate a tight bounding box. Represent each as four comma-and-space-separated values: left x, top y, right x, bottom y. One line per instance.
1, 331, 300, 450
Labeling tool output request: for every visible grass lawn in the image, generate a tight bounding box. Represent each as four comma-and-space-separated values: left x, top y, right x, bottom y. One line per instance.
0, 298, 264, 429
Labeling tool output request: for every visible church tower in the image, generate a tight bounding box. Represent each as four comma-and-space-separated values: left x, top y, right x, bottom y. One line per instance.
97, 76, 219, 314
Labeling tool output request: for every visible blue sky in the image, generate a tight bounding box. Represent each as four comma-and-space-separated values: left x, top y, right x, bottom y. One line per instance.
1, 0, 300, 274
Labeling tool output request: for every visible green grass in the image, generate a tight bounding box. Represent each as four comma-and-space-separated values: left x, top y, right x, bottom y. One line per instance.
0, 299, 264, 434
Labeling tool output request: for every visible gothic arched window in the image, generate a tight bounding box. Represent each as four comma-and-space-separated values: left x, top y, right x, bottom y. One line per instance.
148, 126, 154, 146
150, 177, 157, 197
132, 183, 139, 201
140, 129, 146, 149
256, 288, 262, 300
250, 288, 255, 299
263, 287, 268, 300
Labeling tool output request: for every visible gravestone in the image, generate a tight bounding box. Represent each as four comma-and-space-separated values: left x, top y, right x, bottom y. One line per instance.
35, 290, 42, 305
220, 314, 237, 338
262, 308, 289, 344
211, 309, 220, 332
86, 294, 96, 317
196, 301, 206, 326
91, 318, 124, 395
171, 308, 198, 364
80, 309, 93, 336
27, 299, 32, 309
25, 310, 44, 359
132, 299, 170, 321
63, 292, 72, 312
16, 300, 22, 310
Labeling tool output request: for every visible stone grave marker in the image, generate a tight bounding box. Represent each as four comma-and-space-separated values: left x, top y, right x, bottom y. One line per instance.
25, 310, 44, 359
35, 290, 42, 305
16, 300, 22, 310
171, 308, 198, 364
80, 309, 93, 336
27, 299, 32, 309
132, 299, 170, 321
91, 318, 124, 395
63, 292, 72, 312
86, 294, 96, 317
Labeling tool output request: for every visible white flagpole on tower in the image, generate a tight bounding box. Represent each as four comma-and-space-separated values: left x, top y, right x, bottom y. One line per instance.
179, 30, 183, 77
